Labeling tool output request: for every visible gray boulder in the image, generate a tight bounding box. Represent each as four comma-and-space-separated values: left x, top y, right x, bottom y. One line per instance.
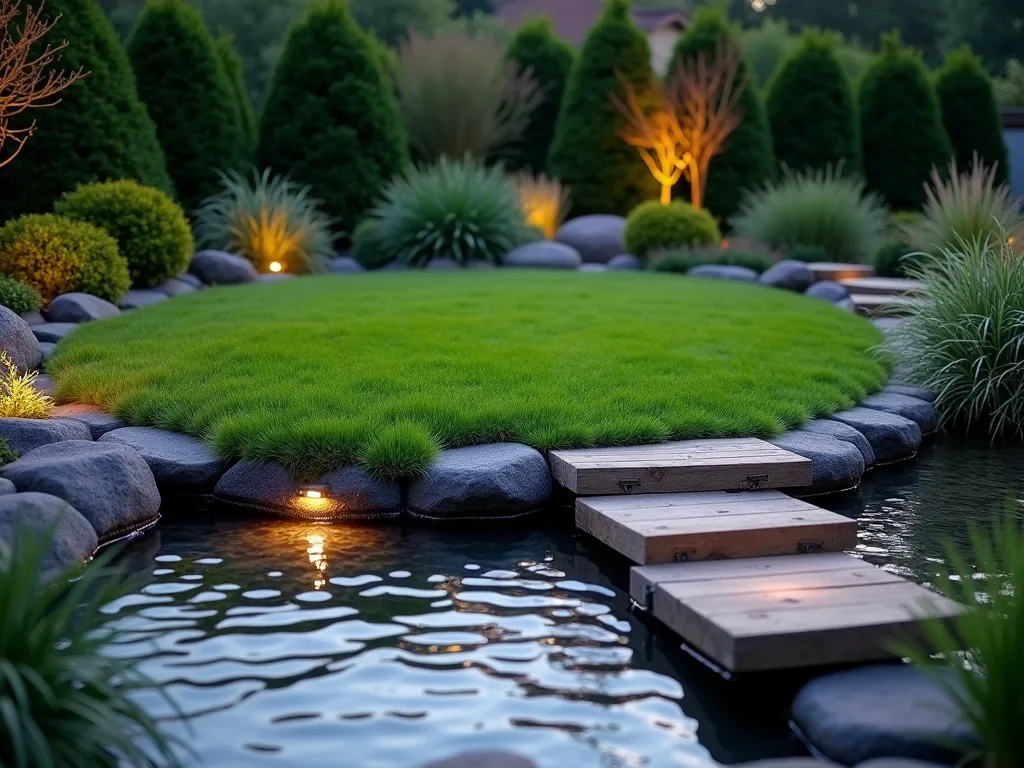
152, 278, 198, 297
0, 493, 98, 581
828, 408, 921, 464
687, 264, 759, 282
835, 297, 856, 312
554, 215, 626, 264
327, 256, 364, 273
504, 241, 582, 269
607, 254, 643, 271
799, 418, 874, 469
767, 431, 864, 496
419, 752, 537, 768
2, 440, 160, 543
176, 273, 205, 289
861, 393, 937, 435
215, 461, 400, 520
39, 342, 56, 363
579, 263, 607, 272
99, 427, 225, 492
32, 374, 53, 398
46, 292, 121, 323
408, 443, 551, 520
119, 290, 168, 310
189, 250, 258, 285
0, 478, 15, 496
792, 665, 978, 766
805, 281, 850, 303
50, 405, 126, 439
883, 384, 935, 404
0, 417, 91, 454
31, 323, 77, 343
0, 305, 42, 372
759, 260, 815, 292
20, 310, 45, 326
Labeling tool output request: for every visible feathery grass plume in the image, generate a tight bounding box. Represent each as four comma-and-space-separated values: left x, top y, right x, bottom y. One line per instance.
0, 351, 52, 419
194, 168, 337, 274
395, 31, 542, 163
891, 231, 1024, 438
516, 172, 571, 240
903, 157, 1024, 258
0, 525, 184, 767
900, 512, 1024, 768
731, 164, 888, 263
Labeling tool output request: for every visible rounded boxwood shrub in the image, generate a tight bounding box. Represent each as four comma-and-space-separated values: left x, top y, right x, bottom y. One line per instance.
624, 201, 720, 260
54, 180, 193, 288
934, 46, 1009, 185
0, 215, 130, 305
0, 0, 172, 222
766, 30, 861, 174
547, 0, 658, 215
0, 277, 41, 315
351, 219, 392, 270
128, 0, 250, 214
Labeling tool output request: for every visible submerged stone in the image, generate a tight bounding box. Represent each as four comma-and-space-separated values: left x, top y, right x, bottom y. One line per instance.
100, 426, 226, 492
861, 393, 937, 435
828, 408, 921, 465
0, 492, 98, 581
767, 431, 864, 496
0, 417, 91, 454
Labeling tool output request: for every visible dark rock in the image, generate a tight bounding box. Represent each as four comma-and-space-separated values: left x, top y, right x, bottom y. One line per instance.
31, 323, 78, 343
2, 440, 160, 543
828, 408, 921, 465
419, 751, 537, 768
759, 260, 815, 292
687, 264, 759, 282
119, 290, 169, 310
152, 278, 198, 297
408, 443, 551, 519
884, 384, 935, 404
805, 281, 850, 302
0, 417, 91, 454
607, 254, 643, 270
39, 342, 56, 363
32, 373, 53, 398
327, 256, 364, 273
19, 310, 45, 326
799, 419, 874, 469
792, 665, 978, 766
767, 431, 864, 496
0, 305, 42, 372
861, 393, 937, 435
0, 492, 98, 581
46, 292, 121, 322
0, 478, 15, 496
50, 405, 126, 439
504, 241, 582, 269
215, 461, 401, 520
176, 273, 205, 289
189, 250, 258, 285
554, 215, 626, 264
99, 427, 225, 492
835, 298, 856, 312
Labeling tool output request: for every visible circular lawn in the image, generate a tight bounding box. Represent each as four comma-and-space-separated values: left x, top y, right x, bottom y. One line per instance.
49, 271, 888, 480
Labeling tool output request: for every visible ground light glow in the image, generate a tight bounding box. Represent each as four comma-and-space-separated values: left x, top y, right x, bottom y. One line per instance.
269, 261, 283, 273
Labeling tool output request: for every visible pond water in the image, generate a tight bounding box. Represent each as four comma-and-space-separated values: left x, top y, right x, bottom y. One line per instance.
106, 437, 1024, 768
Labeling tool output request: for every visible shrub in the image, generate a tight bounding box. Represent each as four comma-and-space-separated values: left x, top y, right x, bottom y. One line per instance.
892, 232, 1024, 438
669, 6, 775, 223
547, 0, 658, 215
257, 0, 407, 235
858, 33, 952, 211
0, 352, 52, 418
504, 16, 576, 173
732, 166, 888, 263
651, 246, 775, 274
995, 59, 1024, 107
624, 201, 720, 260
872, 240, 919, 279
0, 0, 172, 222
127, 0, 250, 214
786, 244, 832, 263
0, 436, 16, 466
0, 276, 40, 315
351, 219, 392, 270
0, 214, 130, 305
216, 33, 257, 156
0, 526, 182, 767
934, 47, 1009, 186
766, 30, 861, 174
54, 180, 193, 288
516, 172, 571, 240
370, 157, 531, 267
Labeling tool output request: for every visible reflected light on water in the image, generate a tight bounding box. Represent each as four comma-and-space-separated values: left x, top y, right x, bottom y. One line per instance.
305, 532, 328, 589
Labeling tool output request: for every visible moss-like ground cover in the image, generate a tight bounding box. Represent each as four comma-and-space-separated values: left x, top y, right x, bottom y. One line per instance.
50, 272, 888, 480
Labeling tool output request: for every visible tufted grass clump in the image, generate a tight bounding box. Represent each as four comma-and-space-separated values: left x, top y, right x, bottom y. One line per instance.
360, 423, 441, 482
0, 352, 53, 419
0, 277, 41, 316
892, 233, 1024, 438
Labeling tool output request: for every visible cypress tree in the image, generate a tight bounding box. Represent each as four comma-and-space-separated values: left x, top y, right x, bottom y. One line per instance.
128, 0, 249, 214
859, 33, 952, 211
504, 16, 576, 174
547, 0, 658, 215
934, 46, 1009, 184
668, 6, 775, 224
0, 0, 171, 222
257, 0, 408, 233
216, 34, 257, 160
766, 30, 861, 174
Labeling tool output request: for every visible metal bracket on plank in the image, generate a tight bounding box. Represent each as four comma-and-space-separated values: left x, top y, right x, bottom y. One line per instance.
618, 478, 642, 493
672, 548, 697, 563
746, 472, 770, 489
797, 541, 825, 554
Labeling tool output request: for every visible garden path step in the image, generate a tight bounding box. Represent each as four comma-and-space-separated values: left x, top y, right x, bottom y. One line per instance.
630, 552, 964, 672
807, 262, 875, 282
548, 437, 812, 496
840, 277, 924, 296
850, 293, 926, 317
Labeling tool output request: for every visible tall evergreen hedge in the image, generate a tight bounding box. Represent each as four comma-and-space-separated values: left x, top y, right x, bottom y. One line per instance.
504, 16, 576, 174
216, 34, 257, 160
668, 6, 775, 223
859, 33, 952, 210
257, 0, 408, 234
547, 0, 658, 215
0, 0, 171, 222
934, 46, 1009, 183
128, 0, 249, 214
766, 30, 861, 174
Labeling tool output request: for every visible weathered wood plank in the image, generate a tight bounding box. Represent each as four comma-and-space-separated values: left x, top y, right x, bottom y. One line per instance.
840, 277, 924, 296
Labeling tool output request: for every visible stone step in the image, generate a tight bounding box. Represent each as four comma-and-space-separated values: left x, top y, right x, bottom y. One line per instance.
851, 293, 926, 317
840, 277, 924, 296
807, 262, 875, 282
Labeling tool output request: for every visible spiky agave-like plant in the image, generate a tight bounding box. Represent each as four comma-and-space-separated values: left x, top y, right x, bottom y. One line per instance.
194, 168, 337, 274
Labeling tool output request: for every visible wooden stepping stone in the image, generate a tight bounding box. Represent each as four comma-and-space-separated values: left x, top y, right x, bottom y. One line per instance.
808, 262, 875, 282
576, 490, 856, 565
631, 553, 963, 672
840, 277, 924, 296
549, 438, 811, 496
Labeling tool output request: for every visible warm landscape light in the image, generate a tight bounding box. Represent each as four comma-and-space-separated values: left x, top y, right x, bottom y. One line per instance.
269, 261, 283, 273
297, 484, 330, 499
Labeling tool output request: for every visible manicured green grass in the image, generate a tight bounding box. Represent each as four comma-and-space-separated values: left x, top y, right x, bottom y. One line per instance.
50, 271, 888, 480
